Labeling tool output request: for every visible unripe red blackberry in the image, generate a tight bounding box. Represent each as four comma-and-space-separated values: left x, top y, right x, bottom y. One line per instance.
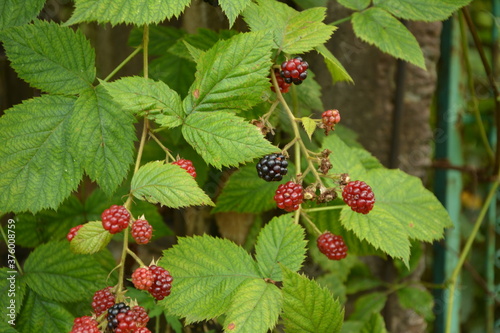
317, 232, 348, 260
132, 267, 154, 290
131, 306, 149, 327
256, 153, 288, 182
135, 328, 152, 333
280, 57, 309, 85
172, 158, 197, 178
148, 265, 173, 300
91, 286, 115, 317
67, 225, 83, 242
131, 219, 153, 244
321, 109, 341, 135
342, 180, 375, 214
70, 316, 99, 333
102, 205, 130, 234
274, 181, 303, 212
271, 69, 290, 93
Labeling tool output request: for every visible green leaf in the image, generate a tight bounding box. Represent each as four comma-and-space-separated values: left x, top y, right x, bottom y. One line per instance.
159, 234, 260, 323
213, 163, 294, 213
0, 95, 82, 214
131, 161, 214, 208
373, 0, 473, 22
168, 28, 238, 60
0, 269, 25, 320
243, 0, 335, 54
65, 0, 191, 26
23, 241, 116, 302
352, 8, 425, 69
315, 44, 354, 83
182, 111, 276, 168
397, 286, 434, 321
0, 20, 95, 94
70, 221, 113, 254
223, 279, 282, 333
338, 0, 371, 10
283, 70, 324, 112
349, 292, 387, 321
0, 0, 45, 31
17, 289, 73, 333
293, 0, 329, 9
184, 31, 273, 114
360, 313, 388, 333
321, 135, 367, 181
183, 42, 204, 63
219, 0, 252, 27
255, 215, 307, 281
69, 85, 136, 195
281, 267, 343, 333
301, 117, 317, 140
149, 53, 197, 99
102, 77, 184, 128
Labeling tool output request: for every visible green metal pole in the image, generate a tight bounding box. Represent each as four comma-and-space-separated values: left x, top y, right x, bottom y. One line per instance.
433, 16, 464, 333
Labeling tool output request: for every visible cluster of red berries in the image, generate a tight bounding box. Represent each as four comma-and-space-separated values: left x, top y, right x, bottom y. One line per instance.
102, 205, 131, 234
321, 109, 341, 135
342, 180, 375, 214
106, 302, 150, 333
70, 316, 100, 333
92, 286, 115, 317
274, 181, 304, 212
132, 265, 173, 300
131, 219, 153, 244
172, 158, 197, 179
317, 232, 348, 260
67, 225, 83, 241
280, 57, 308, 85
272, 69, 291, 93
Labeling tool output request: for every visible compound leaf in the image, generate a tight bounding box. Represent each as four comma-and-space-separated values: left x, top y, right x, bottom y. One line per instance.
23, 241, 116, 302
70, 221, 113, 255
69, 85, 136, 195
223, 279, 282, 333
315, 44, 353, 83
159, 234, 260, 323
131, 161, 214, 208
282, 267, 343, 333
182, 111, 276, 168
352, 8, 425, 69
0, 20, 95, 94
184, 31, 273, 114
0, 95, 82, 214
373, 0, 473, 22
65, 0, 191, 26
0, 0, 46, 31
219, 0, 252, 28
102, 77, 184, 128
255, 215, 307, 281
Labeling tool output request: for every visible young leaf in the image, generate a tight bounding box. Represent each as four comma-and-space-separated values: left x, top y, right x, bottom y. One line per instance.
243, 0, 335, 54
301, 117, 317, 140
23, 241, 116, 302
102, 77, 184, 128
281, 267, 343, 333
349, 292, 387, 321
397, 286, 435, 321
0, 95, 82, 214
352, 8, 426, 69
184, 31, 273, 114
159, 235, 260, 323
213, 163, 294, 214
69, 85, 136, 195
65, 0, 191, 26
373, 0, 473, 22
255, 215, 307, 281
0, 20, 95, 94
182, 111, 276, 168
223, 279, 282, 333
219, 0, 252, 28
0, 0, 46, 31
70, 221, 113, 254
130, 161, 214, 208
337, 0, 371, 11
16, 289, 73, 333
315, 44, 354, 84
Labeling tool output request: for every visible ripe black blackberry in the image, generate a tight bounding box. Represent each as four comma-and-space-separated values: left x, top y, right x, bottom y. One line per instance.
280, 57, 309, 85
256, 153, 288, 182
107, 302, 130, 331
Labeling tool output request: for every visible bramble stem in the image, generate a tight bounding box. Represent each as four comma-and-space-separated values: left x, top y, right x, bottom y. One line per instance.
329, 15, 352, 26
149, 131, 176, 161
127, 248, 146, 267
300, 212, 322, 236
103, 46, 143, 82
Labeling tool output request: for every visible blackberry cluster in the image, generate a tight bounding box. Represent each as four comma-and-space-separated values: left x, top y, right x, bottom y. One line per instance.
102, 205, 130, 234
131, 219, 153, 244
280, 57, 308, 85
317, 232, 348, 260
107, 302, 130, 331
274, 181, 303, 212
70, 316, 99, 333
67, 225, 83, 242
342, 180, 375, 214
92, 286, 115, 317
271, 69, 291, 93
172, 159, 197, 179
148, 265, 173, 300
321, 109, 341, 135
256, 153, 288, 182
132, 267, 154, 290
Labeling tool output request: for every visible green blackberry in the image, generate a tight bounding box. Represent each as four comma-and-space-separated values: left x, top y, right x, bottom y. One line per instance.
256, 154, 288, 182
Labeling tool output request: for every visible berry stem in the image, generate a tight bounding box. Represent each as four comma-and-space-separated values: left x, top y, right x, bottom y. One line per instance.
149, 131, 176, 161
300, 212, 322, 236
127, 247, 146, 267
329, 15, 352, 26
262, 100, 279, 122
143, 24, 149, 79
116, 227, 129, 299
103, 45, 143, 82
